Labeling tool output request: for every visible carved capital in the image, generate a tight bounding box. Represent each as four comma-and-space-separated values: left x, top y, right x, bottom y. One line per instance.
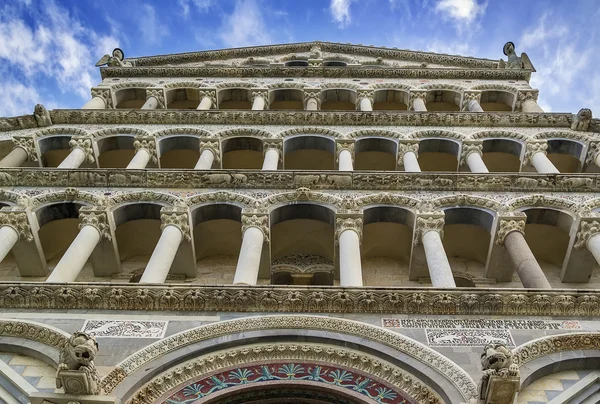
575, 218, 600, 249
251, 89, 269, 109
356, 89, 374, 103
12, 134, 38, 162
303, 88, 321, 108
69, 136, 95, 164
335, 214, 363, 244
133, 135, 158, 164
198, 89, 217, 107
462, 91, 481, 110
585, 140, 600, 166
241, 214, 270, 242
495, 215, 526, 245
0, 208, 33, 242
397, 140, 419, 166
79, 207, 112, 241
160, 207, 191, 242
146, 88, 166, 109
90, 87, 113, 108
198, 138, 221, 163
525, 140, 548, 165
408, 90, 428, 111
516, 89, 539, 110
336, 140, 355, 162
460, 140, 484, 166
415, 213, 445, 243
263, 139, 283, 161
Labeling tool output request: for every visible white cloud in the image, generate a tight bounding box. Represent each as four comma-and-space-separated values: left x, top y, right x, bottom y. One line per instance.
425, 39, 474, 56
137, 4, 169, 45
434, 0, 485, 25
329, 0, 354, 28
179, 0, 213, 18
219, 0, 271, 48
0, 80, 41, 117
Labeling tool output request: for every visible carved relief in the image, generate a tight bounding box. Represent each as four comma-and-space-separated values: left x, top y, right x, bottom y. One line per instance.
415, 213, 445, 243
241, 214, 269, 242
90, 87, 113, 109
12, 134, 39, 161
335, 215, 363, 242
495, 216, 526, 245
79, 207, 112, 241
335, 139, 355, 162
57, 331, 101, 395
574, 219, 600, 249
146, 88, 166, 109
524, 140, 548, 165
0, 208, 33, 242
69, 136, 96, 164
160, 207, 191, 242
198, 138, 221, 163
133, 135, 158, 164
460, 140, 483, 166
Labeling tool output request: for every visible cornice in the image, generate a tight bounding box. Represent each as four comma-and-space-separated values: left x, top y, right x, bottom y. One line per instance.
3, 169, 600, 193
99, 66, 531, 81
2, 283, 599, 317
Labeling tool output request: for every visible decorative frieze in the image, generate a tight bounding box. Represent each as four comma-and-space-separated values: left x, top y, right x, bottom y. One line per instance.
0, 208, 33, 242
383, 318, 582, 330
133, 135, 158, 163
79, 207, 112, 241
160, 206, 191, 242
198, 138, 221, 163
12, 134, 39, 161
82, 320, 167, 338
241, 214, 270, 242
513, 332, 600, 366
69, 136, 96, 164
426, 329, 514, 347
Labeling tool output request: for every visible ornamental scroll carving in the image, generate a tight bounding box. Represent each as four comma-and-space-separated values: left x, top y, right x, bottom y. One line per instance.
133, 135, 158, 163
146, 88, 166, 109
524, 141, 548, 165
460, 140, 483, 166
198, 138, 221, 163
336, 140, 355, 162
415, 213, 445, 243
69, 136, 96, 164
0, 208, 33, 242
90, 87, 113, 109
241, 214, 270, 242
12, 134, 38, 161
495, 216, 526, 245
575, 219, 600, 249
79, 207, 112, 241
160, 207, 191, 242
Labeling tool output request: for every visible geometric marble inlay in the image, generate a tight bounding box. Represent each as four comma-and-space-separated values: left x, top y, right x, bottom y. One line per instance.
426, 329, 515, 347
81, 320, 168, 338
383, 318, 582, 330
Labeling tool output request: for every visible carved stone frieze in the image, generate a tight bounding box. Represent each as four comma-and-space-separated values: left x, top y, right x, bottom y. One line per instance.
133, 135, 158, 164
241, 214, 269, 242
574, 218, 600, 249
69, 136, 96, 164
513, 332, 600, 366
160, 207, 191, 242
198, 138, 221, 163
415, 213, 445, 243
146, 88, 166, 109
0, 207, 33, 242
495, 215, 527, 245
460, 140, 484, 166
79, 207, 112, 241
12, 134, 39, 161
90, 87, 113, 109
524, 140, 548, 165
0, 319, 68, 348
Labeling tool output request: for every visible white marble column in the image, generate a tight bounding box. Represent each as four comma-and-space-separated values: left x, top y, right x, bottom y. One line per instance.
521, 99, 544, 113
57, 148, 86, 169
0, 226, 19, 263
466, 153, 489, 172
418, 215, 456, 288
306, 97, 319, 111
398, 142, 421, 172
594, 152, 600, 168
252, 91, 267, 110
46, 225, 101, 282
504, 231, 551, 288
466, 99, 484, 112
197, 96, 213, 110
0, 147, 28, 168
359, 97, 373, 112
338, 150, 353, 171
139, 225, 183, 283
410, 92, 428, 112
141, 96, 159, 110
461, 142, 489, 173
82, 97, 107, 109
337, 217, 363, 287
194, 149, 215, 169
262, 148, 280, 170
126, 149, 151, 169
527, 142, 559, 173
233, 215, 268, 285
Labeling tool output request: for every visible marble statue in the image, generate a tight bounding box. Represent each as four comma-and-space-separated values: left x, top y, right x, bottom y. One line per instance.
34, 104, 52, 127
56, 331, 101, 395
571, 108, 592, 131
503, 42, 523, 69
478, 342, 520, 404
95, 48, 133, 67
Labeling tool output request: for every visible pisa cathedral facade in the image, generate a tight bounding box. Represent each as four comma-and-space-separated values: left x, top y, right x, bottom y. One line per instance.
0, 41, 598, 403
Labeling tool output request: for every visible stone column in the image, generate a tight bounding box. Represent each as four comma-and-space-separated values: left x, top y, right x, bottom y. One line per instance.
127, 136, 157, 169
140, 208, 191, 283
233, 214, 269, 285
462, 91, 483, 112
0, 208, 33, 264
336, 216, 363, 287
336, 140, 355, 171
518, 91, 544, 113
416, 214, 456, 288
496, 218, 551, 288
83, 88, 113, 110
0, 148, 28, 168
142, 88, 165, 110
409, 91, 428, 112
58, 136, 95, 169
575, 220, 600, 267
46, 210, 111, 283
194, 139, 220, 169
304, 88, 320, 111
251, 89, 268, 110
460, 140, 489, 173
197, 89, 216, 110
2, 135, 39, 168
82, 97, 106, 109
262, 140, 282, 170
398, 140, 421, 172
357, 90, 374, 112
526, 141, 560, 173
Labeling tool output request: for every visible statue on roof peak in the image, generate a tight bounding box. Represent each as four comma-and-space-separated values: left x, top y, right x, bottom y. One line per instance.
95, 48, 132, 67
502, 41, 524, 69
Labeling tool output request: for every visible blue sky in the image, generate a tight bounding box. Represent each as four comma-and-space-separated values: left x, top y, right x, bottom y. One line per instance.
0, 0, 597, 117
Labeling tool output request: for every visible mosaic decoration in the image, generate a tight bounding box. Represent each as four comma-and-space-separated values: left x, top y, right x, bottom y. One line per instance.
383, 318, 581, 330
426, 329, 515, 347
82, 320, 167, 338
163, 362, 415, 404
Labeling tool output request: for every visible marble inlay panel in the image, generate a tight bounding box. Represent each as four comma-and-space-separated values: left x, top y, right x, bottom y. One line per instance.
426, 329, 515, 347
82, 320, 168, 338
382, 318, 582, 330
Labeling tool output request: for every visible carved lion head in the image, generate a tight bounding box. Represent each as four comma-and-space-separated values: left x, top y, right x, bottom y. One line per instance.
480, 342, 513, 371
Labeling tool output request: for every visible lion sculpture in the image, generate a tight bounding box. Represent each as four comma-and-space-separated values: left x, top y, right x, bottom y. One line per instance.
56, 331, 101, 395
478, 342, 519, 401
34, 104, 52, 127
571, 108, 592, 131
